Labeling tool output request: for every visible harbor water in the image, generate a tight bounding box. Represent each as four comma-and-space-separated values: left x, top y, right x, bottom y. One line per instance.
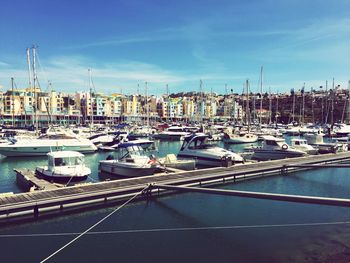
0, 140, 350, 262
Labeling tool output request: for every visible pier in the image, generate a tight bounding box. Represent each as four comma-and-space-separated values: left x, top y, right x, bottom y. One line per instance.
15, 169, 61, 191
1, 152, 350, 222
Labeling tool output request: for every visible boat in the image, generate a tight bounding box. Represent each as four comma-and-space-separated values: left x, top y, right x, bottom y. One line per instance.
304, 133, 347, 154
98, 132, 154, 151
99, 144, 158, 177
223, 129, 258, 144
177, 133, 244, 167
290, 138, 318, 155
251, 136, 306, 161
158, 154, 196, 170
35, 151, 91, 182
0, 132, 97, 157
153, 126, 193, 141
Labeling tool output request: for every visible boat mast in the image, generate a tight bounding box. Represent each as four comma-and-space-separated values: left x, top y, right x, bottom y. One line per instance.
88, 68, 93, 133
26, 48, 32, 126
259, 66, 263, 128
292, 88, 295, 123
32, 46, 39, 133
268, 87, 272, 125
199, 79, 203, 123
275, 92, 279, 124
246, 79, 251, 130
302, 83, 305, 125
11, 77, 15, 127
145, 81, 149, 127
331, 78, 334, 126
348, 80, 350, 124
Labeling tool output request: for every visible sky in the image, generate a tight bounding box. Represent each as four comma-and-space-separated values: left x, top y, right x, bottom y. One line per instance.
0, 0, 349, 95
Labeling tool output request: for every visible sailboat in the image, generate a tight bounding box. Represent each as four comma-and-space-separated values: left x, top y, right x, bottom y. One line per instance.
223, 80, 258, 144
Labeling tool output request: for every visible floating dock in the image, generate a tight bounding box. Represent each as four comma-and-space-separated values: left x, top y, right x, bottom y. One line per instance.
1, 152, 350, 223
15, 169, 61, 191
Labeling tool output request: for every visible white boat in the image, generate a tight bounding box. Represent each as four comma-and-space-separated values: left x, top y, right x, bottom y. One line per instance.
153, 126, 192, 141
158, 154, 196, 170
99, 145, 158, 177
36, 151, 91, 182
178, 133, 244, 167
99, 132, 154, 151
0, 133, 97, 157
290, 138, 318, 154
304, 133, 347, 154
251, 136, 306, 161
334, 124, 350, 136
223, 127, 258, 144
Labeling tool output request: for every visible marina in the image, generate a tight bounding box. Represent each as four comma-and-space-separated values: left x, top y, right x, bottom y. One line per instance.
1, 1, 350, 261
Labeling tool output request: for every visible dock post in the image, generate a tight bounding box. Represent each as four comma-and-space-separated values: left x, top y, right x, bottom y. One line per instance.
34, 205, 39, 219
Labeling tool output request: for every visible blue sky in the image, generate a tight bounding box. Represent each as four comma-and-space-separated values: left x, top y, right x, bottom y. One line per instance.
0, 0, 349, 95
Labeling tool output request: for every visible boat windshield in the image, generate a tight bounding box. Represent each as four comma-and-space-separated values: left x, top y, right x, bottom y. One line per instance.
188, 137, 216, 149
53, 156, 84, 166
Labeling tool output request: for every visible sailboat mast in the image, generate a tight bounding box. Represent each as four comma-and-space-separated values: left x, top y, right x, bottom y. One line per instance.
348, 80, 350, 124
88, 68, 93, 131
145, 81, 149, 127
32, 46, 38, 133
11, 77, 15, 127
331, 78, 334, 126
268, 87, 272, 125
302, 83, 305, 125
26, 48, 32, 126
292, 89, 295, 123
259, 66, 263, 128
246, 79, 250, 129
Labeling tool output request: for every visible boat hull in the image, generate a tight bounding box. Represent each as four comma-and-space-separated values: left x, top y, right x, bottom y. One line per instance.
0, 144, 97, 157
35, 167, 88, 183
99, 161, 157, 177
251, 150, 305, 161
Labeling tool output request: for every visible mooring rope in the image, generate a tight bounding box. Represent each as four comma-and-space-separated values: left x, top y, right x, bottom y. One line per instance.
1, 220, 350, 239
40, 185, 150, 263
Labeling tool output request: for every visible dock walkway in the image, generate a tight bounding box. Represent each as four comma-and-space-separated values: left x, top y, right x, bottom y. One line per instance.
1, 152, 350, 221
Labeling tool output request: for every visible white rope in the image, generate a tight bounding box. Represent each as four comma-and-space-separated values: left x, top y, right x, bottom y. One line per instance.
1, 220, 350, 239
40, 185, 149, 263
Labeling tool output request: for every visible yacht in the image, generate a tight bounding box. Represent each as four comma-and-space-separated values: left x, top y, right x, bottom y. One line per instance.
35, 151, 91, 182
0, 132, 97, 157
99, 132, 154, 151
223, 127, 258, 144
178, 133, 244, 167
153, 126, 194, 141
290, 138, 318, 155
251, 136, 306, 161
99, 145, 158, 177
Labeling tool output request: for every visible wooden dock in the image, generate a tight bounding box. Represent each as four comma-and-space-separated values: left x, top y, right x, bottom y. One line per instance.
15, 169, 61, 191
1, 152, 350, 222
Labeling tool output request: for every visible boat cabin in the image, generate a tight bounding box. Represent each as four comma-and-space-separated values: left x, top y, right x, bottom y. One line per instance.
48, 151, 85, 171
180, 133, 215, 151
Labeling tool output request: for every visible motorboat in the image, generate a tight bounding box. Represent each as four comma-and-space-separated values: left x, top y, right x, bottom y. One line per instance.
153, 126, 193, 141
251, 136, 306, 161
178, 133, 244, 167
304, 133, 347, 153
99, 144, 158, 177
158, 154, 196, 170
98, 132, 154, 151
334, 124, 350, 137
0, 132, 97, 157
35, 151, 91, 182
290, 138, 318, 154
